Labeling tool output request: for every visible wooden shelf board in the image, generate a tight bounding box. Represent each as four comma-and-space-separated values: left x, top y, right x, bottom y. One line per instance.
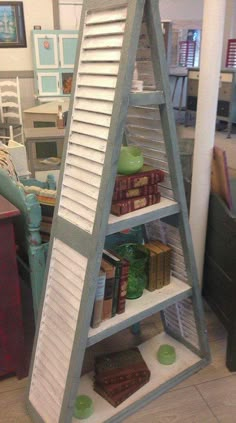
33, 159, 61, 172
87, 277, 191, 347
129, 90, 165, 106
107, 199, 180, 235
75, 332, 201, 423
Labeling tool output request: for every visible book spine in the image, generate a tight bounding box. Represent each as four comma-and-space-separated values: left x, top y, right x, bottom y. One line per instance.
147, 250, 157, 291
97, 374, 149, 396
95, 369, 150, 385
102, 277, 115, 320
112, 184, 159, 201
102, 251, 121, 317
91, 272, 106, 328
94, 375, 150, 407
116, 260, 129, 314
156, 250, 164, 288
111, 193, 160, 216
151, 241, 172, 286
112, 271, 120, 317
114, 169, 164, 192
137, 245, 156, 292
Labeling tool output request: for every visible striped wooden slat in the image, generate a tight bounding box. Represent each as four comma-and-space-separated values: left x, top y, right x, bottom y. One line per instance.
0, 92, 18, 98
78, 75, 117, 89
58, 4, 128, 234
65, 154, 103, 175
73, 110, 112, 127
84, 21, 126, 37
74, 99, 113, 115
29, 239, 87, 422
83, 34, 124, 49
86, 7, 127, 25
69, 132, 107, 151
163, 299, 199, 349
76, 86, 115, 102
63, 175, 99, 200
78, 62, 120, 75
80, 49, 121, 62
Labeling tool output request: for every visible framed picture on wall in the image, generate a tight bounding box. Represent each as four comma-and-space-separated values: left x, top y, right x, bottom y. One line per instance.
0, 1, 26, 48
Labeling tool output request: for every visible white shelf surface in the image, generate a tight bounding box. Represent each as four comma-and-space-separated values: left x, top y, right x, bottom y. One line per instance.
129, 90, 165, 106
107, 199, 180, 235
87, 277, 191, 347
75, 332, 201, 423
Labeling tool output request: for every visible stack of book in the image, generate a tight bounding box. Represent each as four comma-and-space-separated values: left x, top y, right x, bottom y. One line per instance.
138, 240, 172, 291
94, 348, 151, 407
91, 250, 130, 329
111, 165, 164, 216
40, 204, 55, 243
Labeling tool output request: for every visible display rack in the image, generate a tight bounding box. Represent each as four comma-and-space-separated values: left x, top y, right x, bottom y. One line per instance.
27, 1, 210, 422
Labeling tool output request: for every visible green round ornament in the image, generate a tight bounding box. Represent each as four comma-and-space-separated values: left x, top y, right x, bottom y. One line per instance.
157, 344, 176, 365
73, 395, 94, 420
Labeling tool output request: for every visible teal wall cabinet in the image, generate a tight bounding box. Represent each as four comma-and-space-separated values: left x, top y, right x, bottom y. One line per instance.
32, 30, 78, 100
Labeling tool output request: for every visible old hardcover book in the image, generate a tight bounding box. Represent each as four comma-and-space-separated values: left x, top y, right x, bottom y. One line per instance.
145, 243, 165, 289
112, 184, 159, 201
95, 347, 150, 385
40, 221, 52, 235
103, 250, 122, 317
95, 373, 149, 396
116, 257, 129, 314
91, 271, 106, 328
94, 375, 150, 407
137, 245, 156, 291
114, 165, 164, 192
151, 240, 172, 285
111, 193, 161, 216
100, 259, 116, 320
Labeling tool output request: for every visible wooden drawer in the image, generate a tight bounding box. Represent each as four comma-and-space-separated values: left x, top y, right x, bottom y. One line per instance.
188, 70, 199, 80
217, 100, 230, 118
187, 79, 198, 96
220, 72, 233, 83
218, 82, 232, 102
187, 95, 197, 111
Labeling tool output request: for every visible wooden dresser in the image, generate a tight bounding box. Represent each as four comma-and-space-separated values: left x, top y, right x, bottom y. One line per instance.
186, 68, 236, 137
0, 195, 25, 378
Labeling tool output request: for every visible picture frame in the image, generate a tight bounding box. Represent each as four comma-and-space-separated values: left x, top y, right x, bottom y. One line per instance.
0, 1, 26, 48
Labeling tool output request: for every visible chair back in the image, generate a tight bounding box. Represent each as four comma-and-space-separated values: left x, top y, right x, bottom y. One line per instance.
0, 77, 23, 142
0, 77, 22, 124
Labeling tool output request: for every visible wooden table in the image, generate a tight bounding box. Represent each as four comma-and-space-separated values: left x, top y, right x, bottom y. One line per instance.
0, 195, 25, 378
24, 99, 70, 128
24, 127, 65, 177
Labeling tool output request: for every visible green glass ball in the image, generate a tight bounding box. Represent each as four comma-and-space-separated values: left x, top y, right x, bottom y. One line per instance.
73, 395, 94, 420
157, 344, 176, 365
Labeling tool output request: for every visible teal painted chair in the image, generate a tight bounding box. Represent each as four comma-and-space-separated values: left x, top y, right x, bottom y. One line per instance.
0, 169, 56, 321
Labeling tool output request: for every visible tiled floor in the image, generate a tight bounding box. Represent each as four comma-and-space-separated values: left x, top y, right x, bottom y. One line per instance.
1, 122, 236, 422
0, 305, 234, 423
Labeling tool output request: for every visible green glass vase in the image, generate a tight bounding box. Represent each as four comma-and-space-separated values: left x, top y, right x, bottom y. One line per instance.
114, 243, 148, 299
117, 146, 144, 175
73, 395, 94, 420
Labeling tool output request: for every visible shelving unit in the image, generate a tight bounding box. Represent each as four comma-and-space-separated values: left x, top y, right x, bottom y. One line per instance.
27, 1, 210, 423
186, 67, 236, 137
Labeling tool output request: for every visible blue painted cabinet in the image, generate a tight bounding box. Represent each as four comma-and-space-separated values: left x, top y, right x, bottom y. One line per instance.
32, 30, 78, 100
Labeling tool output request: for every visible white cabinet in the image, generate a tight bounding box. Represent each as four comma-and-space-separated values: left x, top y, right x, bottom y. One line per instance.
32, 30, 78, 100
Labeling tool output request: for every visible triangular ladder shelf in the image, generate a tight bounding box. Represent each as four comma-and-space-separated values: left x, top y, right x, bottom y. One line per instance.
27, 1, 210, 422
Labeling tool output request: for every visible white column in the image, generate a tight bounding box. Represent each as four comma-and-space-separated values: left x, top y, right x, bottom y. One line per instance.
189, 0, 226, 286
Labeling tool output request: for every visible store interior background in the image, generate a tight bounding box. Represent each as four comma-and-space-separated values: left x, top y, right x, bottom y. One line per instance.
1, 1, 236, 422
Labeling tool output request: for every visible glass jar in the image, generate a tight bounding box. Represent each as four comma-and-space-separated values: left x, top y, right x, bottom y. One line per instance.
114, 243, 148, 299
